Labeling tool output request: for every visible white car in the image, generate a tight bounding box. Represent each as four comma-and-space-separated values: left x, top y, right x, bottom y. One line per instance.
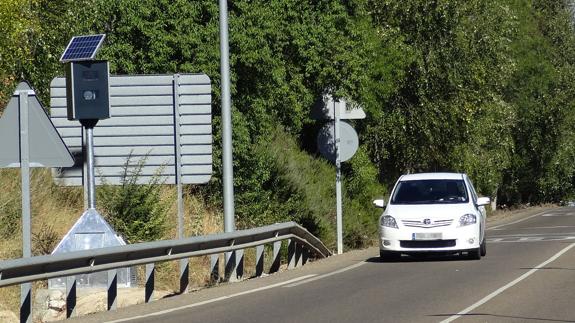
373, 172, 490, 261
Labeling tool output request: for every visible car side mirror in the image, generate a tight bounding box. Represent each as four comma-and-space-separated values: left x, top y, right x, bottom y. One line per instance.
373, 199, 386, 208
476, 197, 491, 206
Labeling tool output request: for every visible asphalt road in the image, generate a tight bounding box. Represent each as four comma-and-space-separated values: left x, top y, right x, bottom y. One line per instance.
74, 206, 575, 323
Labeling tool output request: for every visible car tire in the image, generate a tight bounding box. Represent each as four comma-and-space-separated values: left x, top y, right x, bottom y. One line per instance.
480, 238, 487, 257
467, 248, 481, 260
380, 250, 401, 262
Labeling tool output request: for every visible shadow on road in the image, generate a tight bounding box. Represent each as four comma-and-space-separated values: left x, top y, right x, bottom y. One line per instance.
366, 253, 475, 264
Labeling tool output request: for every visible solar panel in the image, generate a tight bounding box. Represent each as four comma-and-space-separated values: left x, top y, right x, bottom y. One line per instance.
60, 34, 106, 63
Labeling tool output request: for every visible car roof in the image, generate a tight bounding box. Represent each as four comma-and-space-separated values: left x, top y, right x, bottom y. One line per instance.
399, 172, 465, 181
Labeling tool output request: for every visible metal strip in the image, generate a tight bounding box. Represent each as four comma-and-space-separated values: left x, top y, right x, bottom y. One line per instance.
255, 245, 264, 277
18, 90, 32, 323
174, 74, 189, 294
335, 99, 343, 255
210, 254, 220, 283
270, 240, 282, 274
66, 276, 76, 318
145, 263, 155, 303
288, 239, 296, 269
107, 270, 117, 310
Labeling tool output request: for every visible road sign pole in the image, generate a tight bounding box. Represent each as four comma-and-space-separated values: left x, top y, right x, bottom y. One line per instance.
219, 0, 240, 280
85, 124, 97, 209
334, 100, 343, 255
173, 74, 189, 293
18, 89, 32, 323
219, 0, 235, 234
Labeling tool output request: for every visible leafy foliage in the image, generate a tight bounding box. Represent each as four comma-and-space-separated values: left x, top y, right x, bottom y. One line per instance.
97, 157, 171, 243
364, 0, 516, 191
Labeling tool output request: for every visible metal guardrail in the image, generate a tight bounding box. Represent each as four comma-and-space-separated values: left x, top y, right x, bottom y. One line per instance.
0, 222, 331, 319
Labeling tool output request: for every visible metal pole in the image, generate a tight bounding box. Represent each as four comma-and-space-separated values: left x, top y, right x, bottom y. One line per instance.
219, 0, 235, 234
85, 125, 96, 209
173, 74, 184, 240
82, 127, 89, 209
334, 100, 343, 255
18, 90, 32, 323
219, 0, 238, 280
173, 74, 189, 293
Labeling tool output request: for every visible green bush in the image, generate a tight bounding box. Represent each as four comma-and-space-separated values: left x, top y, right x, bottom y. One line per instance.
97, 156, 171, 243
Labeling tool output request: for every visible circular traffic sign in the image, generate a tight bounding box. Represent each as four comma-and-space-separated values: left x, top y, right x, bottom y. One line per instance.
317, 121, 359, 163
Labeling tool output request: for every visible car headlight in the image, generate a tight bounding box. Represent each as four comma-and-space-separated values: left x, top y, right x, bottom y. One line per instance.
459, 214, 477, 227
380, 215, 398, 229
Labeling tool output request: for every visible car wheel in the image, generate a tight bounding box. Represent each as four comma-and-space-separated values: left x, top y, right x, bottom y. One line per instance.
480, 238, 487, 257
466, 248, 481, 260
380, 250, 401, 262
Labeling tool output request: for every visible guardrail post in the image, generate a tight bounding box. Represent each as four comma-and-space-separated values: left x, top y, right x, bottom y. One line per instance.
179, 259, 189, 294
270, 241, 282, 274
107, 270, 117, 311
210, 254, 220, 283
302, 247, 309, 266
296, 244, 303, 267
145, 263, 155, 303
237, 249, 244, 279
20, 283, 31, 323
225, 250, 244, 282
288, 240, 296, 269
66, 276, 76, 318
255, 245, 264, 277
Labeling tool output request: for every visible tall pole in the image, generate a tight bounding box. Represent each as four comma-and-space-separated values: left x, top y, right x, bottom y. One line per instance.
334, 100, 343, 255
18, 89, 32, 323
219, 0, 235, 234
219, 0, 240, 280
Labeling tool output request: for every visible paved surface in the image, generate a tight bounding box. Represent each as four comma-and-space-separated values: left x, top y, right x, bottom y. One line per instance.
71, 206, 575, 323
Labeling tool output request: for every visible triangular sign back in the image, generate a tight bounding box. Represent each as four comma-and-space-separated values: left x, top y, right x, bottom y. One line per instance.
0, 82, 74, 168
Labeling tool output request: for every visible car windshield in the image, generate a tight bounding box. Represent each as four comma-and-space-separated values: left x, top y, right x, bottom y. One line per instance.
391, 179, 469, 204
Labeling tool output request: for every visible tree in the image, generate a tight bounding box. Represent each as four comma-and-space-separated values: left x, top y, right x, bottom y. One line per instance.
363, 0, 516, 196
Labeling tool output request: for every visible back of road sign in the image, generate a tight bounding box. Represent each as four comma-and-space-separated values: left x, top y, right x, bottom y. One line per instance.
0, 82, 74, 168
50, 74, 212, 185
317, 121, 359, 163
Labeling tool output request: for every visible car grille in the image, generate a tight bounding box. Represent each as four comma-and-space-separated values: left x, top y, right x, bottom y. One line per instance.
401, 219, 453, 228
400, 240, 456, 249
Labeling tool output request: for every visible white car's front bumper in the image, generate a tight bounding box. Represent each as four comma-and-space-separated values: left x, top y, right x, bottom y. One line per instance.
379, 224, 480, 253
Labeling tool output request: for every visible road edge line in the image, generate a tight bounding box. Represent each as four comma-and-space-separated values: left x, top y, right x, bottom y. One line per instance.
283, 261, 367, 288
439, 242, 575, 323
105, 274, 317, 323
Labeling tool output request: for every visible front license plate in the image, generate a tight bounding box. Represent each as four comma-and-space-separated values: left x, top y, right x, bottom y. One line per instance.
412, 232, 442, 240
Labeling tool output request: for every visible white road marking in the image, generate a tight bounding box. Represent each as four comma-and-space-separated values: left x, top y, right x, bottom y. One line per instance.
487, 210, 549, 231
518, 237, 544, 241
440, 242, 575, 323
105, 274, 317, 323
513, 225, 575, 230
490, 232, 565, 237
283, 261, 367, 288
488, 236, 575, 243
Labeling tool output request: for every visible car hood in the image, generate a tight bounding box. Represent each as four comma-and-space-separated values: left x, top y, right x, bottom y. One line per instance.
384, 203, 474, 220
